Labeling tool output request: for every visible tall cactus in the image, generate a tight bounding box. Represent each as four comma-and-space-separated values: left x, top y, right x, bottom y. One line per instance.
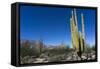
70, 9, 85, 59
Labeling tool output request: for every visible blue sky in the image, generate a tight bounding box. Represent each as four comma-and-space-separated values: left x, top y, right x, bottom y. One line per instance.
20, 5, 96, 46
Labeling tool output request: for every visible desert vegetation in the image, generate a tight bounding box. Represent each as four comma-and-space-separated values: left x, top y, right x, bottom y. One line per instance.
20, 40, 95, 64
